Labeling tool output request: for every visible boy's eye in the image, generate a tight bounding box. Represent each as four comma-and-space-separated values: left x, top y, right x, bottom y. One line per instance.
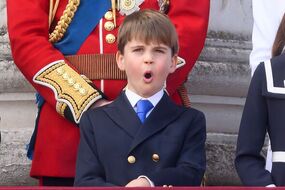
155, 49, 165, 53
133, 48, 143, 52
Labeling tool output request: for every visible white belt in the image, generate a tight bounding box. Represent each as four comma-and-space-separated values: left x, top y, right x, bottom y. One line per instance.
272, 151, 285, 162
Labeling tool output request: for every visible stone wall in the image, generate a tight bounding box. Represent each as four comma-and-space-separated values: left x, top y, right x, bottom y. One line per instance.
190, 0, 254, 185
0, 0, 260, 186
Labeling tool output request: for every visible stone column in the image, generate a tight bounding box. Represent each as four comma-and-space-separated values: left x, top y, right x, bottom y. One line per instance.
188, 0, 255, 185
0, 0, 37, 185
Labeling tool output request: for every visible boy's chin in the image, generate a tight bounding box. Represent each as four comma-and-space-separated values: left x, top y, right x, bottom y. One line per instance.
139, 88, 162, 98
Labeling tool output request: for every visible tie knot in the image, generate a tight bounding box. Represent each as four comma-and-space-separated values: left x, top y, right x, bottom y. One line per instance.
136, 100, 153, 123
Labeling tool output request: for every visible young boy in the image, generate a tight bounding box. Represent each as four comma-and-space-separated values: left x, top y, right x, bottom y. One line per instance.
74, 9, 206, 187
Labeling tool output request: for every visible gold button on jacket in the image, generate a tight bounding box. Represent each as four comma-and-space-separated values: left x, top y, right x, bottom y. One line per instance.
127, 155, 136, 164
152, 153, 160, 162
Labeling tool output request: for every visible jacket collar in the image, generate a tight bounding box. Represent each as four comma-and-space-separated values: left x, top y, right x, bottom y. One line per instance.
103, 91, 186, 153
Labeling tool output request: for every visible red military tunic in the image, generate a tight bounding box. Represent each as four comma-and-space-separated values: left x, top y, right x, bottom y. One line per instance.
7, 0, 209, 178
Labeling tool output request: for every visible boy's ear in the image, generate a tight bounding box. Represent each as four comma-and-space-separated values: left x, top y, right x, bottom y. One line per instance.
169, 54, 178, 73
116, 51, 125, 71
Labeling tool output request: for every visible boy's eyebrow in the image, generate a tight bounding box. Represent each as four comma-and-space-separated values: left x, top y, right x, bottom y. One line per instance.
130, 45, 145, 48
129, 44, 169, 50
154, 46, 168, 50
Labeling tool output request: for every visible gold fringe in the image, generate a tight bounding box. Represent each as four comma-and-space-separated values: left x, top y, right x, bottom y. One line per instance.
49, 0, 54, 27
177, 84, 190, 107
111, 0, 116, 27
49, 0, 80, 43
49, 0, 60, 28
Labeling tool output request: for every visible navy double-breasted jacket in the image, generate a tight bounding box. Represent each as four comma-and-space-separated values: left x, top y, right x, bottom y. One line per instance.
74, 92, 206, 186
236, 54, 285, 186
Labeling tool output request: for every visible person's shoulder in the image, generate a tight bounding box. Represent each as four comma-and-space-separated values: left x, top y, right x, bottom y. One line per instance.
250, 60, 267, 88
270, 53, 285, 71
176, 105, 205, 121
187, 107, 205, 118
82, 101, 114, 119
253, 60, 266, 78
260, 53, 285, 96
91, 101, 115, 112
262, 53, 285, 84
79, 102, 116, 128
180, 107, 206, 134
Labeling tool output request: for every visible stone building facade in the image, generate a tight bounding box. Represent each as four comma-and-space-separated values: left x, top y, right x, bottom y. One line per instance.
0, 0, 257, 186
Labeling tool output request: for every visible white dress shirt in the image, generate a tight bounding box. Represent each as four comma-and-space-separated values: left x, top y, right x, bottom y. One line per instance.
125, 88, 163, 118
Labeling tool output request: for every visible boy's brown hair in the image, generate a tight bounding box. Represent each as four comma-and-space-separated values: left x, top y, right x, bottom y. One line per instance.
272, 12, 285, 57
117, 9, 179, 56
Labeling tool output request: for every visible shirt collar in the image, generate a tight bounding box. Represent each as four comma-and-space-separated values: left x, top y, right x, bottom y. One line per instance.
125, 88, 164, 108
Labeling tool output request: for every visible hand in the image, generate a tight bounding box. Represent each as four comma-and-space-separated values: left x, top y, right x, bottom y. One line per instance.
91, 99, 112, 109
125, 178, 151, 187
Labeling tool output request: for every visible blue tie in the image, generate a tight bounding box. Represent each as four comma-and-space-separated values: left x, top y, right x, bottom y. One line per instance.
136, 100, 153, 123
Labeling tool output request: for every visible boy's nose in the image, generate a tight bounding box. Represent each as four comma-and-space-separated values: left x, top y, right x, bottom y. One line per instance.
143, 53, 154, 64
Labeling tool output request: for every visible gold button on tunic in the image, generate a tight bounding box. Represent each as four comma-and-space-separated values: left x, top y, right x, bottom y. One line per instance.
104, 11, 113, 20
104, 21, 115, 31
105, 34, 116, 44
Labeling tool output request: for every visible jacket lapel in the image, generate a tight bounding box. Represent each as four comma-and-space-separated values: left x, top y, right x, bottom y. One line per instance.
103, 92, 141, 138
128, 93, 186, 154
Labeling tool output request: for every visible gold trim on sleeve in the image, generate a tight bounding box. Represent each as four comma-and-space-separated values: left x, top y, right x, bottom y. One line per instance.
56, 101, 68, 117
33, 61, 102, 123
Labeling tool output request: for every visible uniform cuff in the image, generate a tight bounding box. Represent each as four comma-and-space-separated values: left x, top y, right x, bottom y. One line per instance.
138, 175, 155, 187
266, 184, 276, 187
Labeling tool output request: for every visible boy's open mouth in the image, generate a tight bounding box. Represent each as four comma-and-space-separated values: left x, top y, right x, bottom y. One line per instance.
144, 72, 152, 79
143, 71, 153, 83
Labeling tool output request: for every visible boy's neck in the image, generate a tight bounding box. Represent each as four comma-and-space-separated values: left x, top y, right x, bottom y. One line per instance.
125, 88, 164, 108
125, 87, 164, 99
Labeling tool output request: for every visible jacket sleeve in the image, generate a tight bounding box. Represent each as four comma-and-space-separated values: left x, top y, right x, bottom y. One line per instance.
147, 111, 206, 186
166, 0, 210, 95
6, 0, 102, 124
74, 112, 116, 186
235, 63, 274, 186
